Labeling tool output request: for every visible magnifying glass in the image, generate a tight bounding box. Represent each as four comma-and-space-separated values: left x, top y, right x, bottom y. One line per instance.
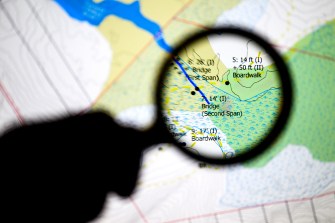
151, 27, 292, 165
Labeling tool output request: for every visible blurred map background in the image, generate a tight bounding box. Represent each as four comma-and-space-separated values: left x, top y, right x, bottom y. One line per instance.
0, 0, 334, 222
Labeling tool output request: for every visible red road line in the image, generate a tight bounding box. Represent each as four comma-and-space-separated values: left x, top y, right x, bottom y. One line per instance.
163, 0, 194, 29
0, 82, 25, 125
130, 197, 149, 223
162, 190, 335, 223
272, 44, 335, 63
174, 17, 210, 30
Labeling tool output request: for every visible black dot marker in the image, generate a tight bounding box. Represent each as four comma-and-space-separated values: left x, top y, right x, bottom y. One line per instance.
191, 91, 196, 95
195, 87, 200, 91
225, 81, 230, 85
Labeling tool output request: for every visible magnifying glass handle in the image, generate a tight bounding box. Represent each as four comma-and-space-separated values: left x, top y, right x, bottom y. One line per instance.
0, 111, 173, 199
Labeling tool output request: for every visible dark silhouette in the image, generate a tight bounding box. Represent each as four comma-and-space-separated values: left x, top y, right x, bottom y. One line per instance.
0, 111, 165, 223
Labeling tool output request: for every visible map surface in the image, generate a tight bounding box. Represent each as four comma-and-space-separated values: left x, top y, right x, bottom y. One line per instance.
0, 0, 334, 222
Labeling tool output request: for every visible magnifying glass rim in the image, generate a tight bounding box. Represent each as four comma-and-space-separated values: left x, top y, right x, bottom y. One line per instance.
155, 27, 293, 165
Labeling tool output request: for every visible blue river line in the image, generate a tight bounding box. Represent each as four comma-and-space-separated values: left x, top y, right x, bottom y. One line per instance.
54, 0, 173, 52
173, 58, 211, 104
55, 0, 209, 102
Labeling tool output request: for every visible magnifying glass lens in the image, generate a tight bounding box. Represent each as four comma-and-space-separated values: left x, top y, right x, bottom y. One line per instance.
160, 30, 287, 161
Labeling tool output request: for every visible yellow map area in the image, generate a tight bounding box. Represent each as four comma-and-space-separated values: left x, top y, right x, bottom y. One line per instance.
93, 0, 240, 115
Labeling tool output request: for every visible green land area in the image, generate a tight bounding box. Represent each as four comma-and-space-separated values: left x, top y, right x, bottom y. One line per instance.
245, 19, 335, 167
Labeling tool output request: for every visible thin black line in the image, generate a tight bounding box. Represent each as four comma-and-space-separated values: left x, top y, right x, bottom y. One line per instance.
25, 0, 92, 103
285, 200, 293, 223
310, 199, 319, 223
238, 209, 244, 223
184, 47, 191, 60
227, 72, 241, 99
217, 69, 229, 82
235, 70, 271, 89
261, 205, 269, 223
193, 49, 202, 60
0, 2, 70, 113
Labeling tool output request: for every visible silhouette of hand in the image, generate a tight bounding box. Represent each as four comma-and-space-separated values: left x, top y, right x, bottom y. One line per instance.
0, 111, 153, 223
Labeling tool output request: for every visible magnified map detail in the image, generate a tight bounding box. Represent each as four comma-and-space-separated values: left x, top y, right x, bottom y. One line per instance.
162, 34, 282, 159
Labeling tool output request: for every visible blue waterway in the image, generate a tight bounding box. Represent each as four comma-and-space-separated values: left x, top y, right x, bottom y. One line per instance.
173, 58, 210, 104
54, 0, 173, 53
55, 0, 208, 101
